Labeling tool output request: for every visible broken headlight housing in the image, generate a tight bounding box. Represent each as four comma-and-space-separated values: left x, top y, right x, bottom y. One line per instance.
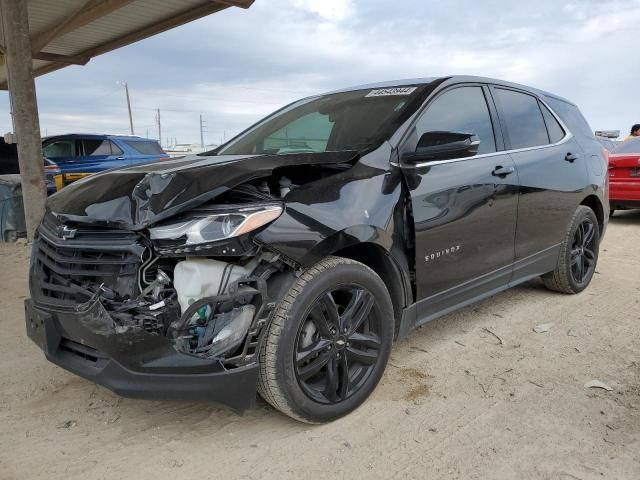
149, 204, 282, 255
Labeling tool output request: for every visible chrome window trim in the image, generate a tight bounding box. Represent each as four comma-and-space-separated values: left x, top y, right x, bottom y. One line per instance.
394, 85, 574, 169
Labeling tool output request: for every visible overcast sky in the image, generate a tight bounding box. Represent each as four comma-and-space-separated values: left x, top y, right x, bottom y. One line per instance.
1, 0, 639, 146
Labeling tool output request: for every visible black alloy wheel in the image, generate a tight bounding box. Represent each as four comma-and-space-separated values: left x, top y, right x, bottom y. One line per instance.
570, 218, 597, 284
294, 286, 380, 404
542, 205, 600, 294
257, 256, 394, 423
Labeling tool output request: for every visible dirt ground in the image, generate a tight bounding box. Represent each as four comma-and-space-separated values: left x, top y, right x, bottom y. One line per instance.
0, 213, 638, 480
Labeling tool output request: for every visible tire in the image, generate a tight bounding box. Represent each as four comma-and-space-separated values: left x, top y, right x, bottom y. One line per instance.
542, 206, 600, 294
257, 256, 394, 423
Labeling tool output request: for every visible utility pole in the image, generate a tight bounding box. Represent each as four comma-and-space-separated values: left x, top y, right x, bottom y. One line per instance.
156, 108, 161, 146
124, 82, 134, 134
199, 114, 207, 149
1, 0, 47, 239
117, 80, 134, 134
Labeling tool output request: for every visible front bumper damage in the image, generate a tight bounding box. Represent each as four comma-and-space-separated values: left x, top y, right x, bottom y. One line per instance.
25, 216, 283, 411
25, 297, 261, 411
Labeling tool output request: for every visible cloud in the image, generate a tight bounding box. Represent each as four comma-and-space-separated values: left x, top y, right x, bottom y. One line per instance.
1, 0, 640, 144
292, 0, 355, 22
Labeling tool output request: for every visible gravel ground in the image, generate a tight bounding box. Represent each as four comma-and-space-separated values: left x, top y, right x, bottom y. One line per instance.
0, 212, 638, 480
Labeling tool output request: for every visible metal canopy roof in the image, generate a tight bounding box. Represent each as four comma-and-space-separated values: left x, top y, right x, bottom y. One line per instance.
0, 0, 253, 89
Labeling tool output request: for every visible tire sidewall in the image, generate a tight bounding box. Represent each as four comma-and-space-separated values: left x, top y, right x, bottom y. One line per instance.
273, 260, 394, 423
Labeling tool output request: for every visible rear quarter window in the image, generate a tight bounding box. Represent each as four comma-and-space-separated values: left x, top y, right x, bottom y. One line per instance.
123, 140, 165, 155
539, 103, 565, 144
543, 96, 593, 139
82, 139, 112, 156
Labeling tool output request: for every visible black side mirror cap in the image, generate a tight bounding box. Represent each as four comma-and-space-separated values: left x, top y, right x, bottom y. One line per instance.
402, 131, 480, 163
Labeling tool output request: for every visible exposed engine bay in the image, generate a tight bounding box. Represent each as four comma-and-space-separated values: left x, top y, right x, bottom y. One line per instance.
101, 252, 280, 365
32, 165, 353, 367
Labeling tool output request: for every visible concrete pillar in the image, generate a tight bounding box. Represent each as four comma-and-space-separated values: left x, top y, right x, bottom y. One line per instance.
1, 0, 46, 240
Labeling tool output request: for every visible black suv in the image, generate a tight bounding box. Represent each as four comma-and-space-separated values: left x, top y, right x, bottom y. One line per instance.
26, 76, 608, 423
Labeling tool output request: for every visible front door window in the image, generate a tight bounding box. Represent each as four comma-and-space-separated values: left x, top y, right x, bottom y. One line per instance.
43, 140, 75, 159
415, 86, 497, 155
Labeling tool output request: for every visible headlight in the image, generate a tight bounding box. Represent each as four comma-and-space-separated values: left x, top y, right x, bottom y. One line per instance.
149, 204, 282, 253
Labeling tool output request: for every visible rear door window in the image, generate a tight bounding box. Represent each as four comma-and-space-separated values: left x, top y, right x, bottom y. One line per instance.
494, 88, 549, 149
414, 86, 497, 155
123, 140, 164, 155
82, 139, 112, 156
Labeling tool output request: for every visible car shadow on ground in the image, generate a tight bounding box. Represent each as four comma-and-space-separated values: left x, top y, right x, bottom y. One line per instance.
609, 209, 640, 224
36, 278, 550, 437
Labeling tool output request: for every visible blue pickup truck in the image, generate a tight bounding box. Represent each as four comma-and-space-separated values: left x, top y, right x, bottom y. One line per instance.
42, 134, 168, 192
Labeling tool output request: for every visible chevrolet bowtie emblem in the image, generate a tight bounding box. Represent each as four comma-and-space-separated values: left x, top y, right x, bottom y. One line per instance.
59, 225, 77, 240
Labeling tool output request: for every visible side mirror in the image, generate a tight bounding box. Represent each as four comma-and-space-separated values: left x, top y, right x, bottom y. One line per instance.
402, 131, 480, 163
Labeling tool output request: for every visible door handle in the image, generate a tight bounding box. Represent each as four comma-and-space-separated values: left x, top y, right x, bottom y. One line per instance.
115, 156, 125, 160
491, 165, 515, 177
565, 152, 579, 162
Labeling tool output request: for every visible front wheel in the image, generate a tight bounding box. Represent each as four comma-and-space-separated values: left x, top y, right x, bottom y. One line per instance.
542, 205, 600, 294
258, 256, 394, 423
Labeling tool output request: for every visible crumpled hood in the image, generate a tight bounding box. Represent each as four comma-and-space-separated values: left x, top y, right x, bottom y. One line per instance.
46, 151, 358, 230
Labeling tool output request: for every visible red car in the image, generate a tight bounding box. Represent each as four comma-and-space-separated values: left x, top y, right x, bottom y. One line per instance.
609, 138, 640, 215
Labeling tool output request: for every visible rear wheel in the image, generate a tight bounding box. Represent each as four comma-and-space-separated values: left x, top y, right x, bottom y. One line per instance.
258, 256, 394, 423
542, 206, 600, 294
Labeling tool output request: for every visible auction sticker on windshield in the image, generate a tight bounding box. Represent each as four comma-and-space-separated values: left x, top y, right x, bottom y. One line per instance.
365, 87, 418, 97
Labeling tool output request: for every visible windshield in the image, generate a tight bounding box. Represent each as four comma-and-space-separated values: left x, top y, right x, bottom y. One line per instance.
124, 140, 165, 155
595, 137, 615, 152
613, 138, 640, 154
217, 86, 428, 156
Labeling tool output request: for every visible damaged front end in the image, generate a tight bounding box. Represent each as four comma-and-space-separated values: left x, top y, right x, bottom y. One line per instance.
26, 192, 300, 410
25, 149, 385, 410
25, 218, 285, 410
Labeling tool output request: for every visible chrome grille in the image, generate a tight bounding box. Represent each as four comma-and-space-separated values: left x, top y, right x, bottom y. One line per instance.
31, 216, 145, 306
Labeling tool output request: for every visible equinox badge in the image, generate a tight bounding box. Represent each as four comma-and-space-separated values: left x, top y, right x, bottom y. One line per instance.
425, 245, 461, 262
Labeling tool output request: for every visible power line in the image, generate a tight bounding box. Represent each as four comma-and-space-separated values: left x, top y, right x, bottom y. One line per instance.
93, 85, 125, 100
133, 84, 314, 97
92, 102, 276, 115
130, 90, 288, 106
131, 106, 268, 115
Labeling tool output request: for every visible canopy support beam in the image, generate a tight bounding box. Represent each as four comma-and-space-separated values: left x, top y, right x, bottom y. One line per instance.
0, 0, 46, 240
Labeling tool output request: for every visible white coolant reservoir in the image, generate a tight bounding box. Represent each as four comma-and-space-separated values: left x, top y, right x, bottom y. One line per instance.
173, 258, 256, 315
